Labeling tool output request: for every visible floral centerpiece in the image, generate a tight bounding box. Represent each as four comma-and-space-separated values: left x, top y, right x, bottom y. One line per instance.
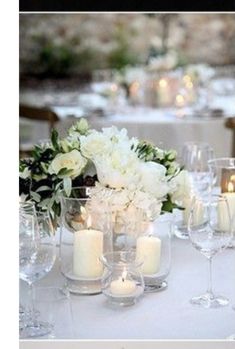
19, 118, 191, 225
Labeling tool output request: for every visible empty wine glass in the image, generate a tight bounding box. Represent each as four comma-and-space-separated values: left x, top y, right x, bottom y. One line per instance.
19, 211, 56, 338
19, 201, 37, 328
188, 195, 233, 308
182, 142, 214, 196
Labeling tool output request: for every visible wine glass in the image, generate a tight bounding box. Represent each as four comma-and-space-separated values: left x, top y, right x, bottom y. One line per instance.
19, 201, 37, 328
19, 211, 56, 338
188, 195, 233, 308
182, 142, 214, 196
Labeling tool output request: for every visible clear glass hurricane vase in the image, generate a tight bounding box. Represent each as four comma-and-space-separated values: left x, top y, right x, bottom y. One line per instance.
60, 189, 113, 295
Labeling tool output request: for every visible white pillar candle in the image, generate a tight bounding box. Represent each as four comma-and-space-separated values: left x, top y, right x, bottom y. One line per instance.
182, 196, 204, 226
158, 78, 171, 106
110, 270, 136, 295
136, 235, 161, 275
73, 229, 103, 278
218, 182, 235, 231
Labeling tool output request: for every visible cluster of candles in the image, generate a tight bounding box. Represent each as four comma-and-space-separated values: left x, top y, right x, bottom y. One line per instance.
71, 167, 235, 298
72, 215, 161, 297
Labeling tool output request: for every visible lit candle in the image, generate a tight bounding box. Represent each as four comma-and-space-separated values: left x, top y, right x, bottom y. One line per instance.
157, 78, 171, 106
73, 216, 104, 278
218, 181, 235, 231
136, 234, 161, 275
175, 93, 185, 108
110, 269, 136, 295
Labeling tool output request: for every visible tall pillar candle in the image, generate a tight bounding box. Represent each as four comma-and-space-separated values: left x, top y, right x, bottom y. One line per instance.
136, 235, 161, 275
219, 182, 235, 231
73, 229, 103, 278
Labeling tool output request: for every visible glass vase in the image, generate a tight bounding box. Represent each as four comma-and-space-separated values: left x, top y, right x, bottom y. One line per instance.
101, 251, 145, 306
136, 213, 172, 292
60, 188, 113, 295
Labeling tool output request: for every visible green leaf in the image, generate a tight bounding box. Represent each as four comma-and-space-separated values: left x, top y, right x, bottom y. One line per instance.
63, 177, 72, 197
36, 185, 52, 192
51, 129, 59, 151
30, 191, 41, 203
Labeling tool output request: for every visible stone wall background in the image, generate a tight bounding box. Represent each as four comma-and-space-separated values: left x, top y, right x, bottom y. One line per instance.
20, 13, 235, 76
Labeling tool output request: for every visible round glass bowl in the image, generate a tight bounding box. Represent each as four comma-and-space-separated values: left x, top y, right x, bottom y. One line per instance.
101, 251, 144, 306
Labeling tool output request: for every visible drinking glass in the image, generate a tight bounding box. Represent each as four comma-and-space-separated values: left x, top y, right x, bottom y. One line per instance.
19, 201, 37, 327
188, 195, 233, 308
182, 142, 214, 196
19, 211, 56, 338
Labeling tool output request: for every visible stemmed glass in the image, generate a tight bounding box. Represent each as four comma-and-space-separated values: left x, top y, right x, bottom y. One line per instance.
19, 210, 56, 338
19, 201, 38, 328
182, 142, 214, 196
188, 195, 233, 308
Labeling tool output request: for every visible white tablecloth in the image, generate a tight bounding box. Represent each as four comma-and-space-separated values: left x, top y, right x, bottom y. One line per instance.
20, 237, 235, 340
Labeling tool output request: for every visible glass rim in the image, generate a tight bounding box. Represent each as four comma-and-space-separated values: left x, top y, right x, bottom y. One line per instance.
101, 251, 143, 268
208, 157, 235, 166
182, 141, 211, 148
60, 186, 94, 200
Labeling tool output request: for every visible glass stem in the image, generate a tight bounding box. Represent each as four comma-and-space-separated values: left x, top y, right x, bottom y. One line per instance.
207, 257, 213, 296
28, 283, 36, 324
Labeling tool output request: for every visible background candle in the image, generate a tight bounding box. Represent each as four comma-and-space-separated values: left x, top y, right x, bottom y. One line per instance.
136, 235, 161, 275
110, 270, 136, 295
73, 229, 103, 278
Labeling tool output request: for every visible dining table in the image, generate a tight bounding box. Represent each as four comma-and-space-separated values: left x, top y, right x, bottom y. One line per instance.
20, 233, 235, 340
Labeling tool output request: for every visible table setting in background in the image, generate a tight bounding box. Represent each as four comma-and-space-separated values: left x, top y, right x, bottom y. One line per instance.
19, 118, 235, 340
19, 63, 235, 158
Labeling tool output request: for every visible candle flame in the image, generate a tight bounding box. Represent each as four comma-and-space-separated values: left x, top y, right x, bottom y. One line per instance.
228, 182, 234, 193
159, 78, 167, 88
175, 94, 185, 107
121, 269, 127, 282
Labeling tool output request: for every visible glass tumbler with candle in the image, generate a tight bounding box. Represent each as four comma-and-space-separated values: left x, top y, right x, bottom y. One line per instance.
174, 142, 214, 240
101, 251, 145, 306
208, 158, 235, 247
182, 141, 214, 196
136, 213, 172, 292
60, 188, 113, 295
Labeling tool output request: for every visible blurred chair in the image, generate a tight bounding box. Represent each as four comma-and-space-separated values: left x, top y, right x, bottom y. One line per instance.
19, 104, 59, 158
225, 117, 235, 157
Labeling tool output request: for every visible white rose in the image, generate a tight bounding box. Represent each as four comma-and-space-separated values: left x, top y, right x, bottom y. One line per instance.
48, 150, 87, 179
80, 131, 112, 159
139, 161, 169, 199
